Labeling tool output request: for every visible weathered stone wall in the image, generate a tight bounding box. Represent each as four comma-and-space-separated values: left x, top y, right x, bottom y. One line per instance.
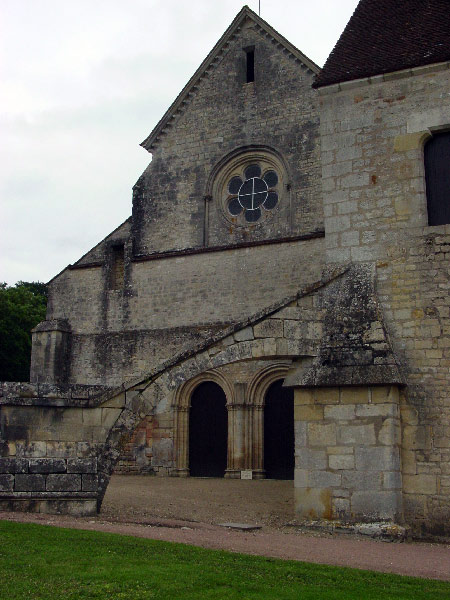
133, 18, 322, 255
0, 384, 121, 515
294, 386, 402, 522
319, 63, 450, 535
2, 268, 403, 524
31, 15, 324, 389
37, 237, 324, 386
114, 414, 174, 476
1, 274, 331, 514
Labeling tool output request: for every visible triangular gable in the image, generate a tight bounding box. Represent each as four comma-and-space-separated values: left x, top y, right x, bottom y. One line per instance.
140, 5, 320, 152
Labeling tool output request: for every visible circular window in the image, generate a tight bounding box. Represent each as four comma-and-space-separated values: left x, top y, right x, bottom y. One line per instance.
211, 149, 286, 228
226, 164, 279, 223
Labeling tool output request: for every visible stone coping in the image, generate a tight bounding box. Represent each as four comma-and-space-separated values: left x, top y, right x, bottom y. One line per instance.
0, 382, 111, 407
0, 492, 97, 499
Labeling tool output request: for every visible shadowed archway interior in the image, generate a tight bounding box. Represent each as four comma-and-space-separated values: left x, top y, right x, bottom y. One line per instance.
264, 379, 294, 480
189, 381, 228, 477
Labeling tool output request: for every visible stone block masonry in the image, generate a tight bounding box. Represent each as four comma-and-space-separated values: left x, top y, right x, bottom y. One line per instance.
31, 14, 323, 389
4, 6, 450, 539
294, 386, 402, 523
0, 456, 98, 516
0, 265, 403, 521
319, 63, 450, 535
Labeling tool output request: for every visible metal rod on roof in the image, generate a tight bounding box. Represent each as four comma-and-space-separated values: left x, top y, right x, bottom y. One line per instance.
259, 1, 261, 15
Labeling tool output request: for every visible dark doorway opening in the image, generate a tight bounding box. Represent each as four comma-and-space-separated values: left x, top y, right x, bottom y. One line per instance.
189, 381, 228, 477
264, 379, 294, 480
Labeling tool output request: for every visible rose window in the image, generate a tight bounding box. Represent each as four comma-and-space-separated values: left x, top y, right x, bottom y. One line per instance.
227, 164, 279, 223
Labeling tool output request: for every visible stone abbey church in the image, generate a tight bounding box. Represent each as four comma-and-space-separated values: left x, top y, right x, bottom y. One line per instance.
2, 0, 450, 537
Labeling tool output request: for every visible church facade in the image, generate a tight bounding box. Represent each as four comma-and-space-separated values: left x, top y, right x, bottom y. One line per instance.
2, 1, 450, 537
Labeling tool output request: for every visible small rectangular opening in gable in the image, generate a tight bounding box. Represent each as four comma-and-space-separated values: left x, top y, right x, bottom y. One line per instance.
111, 244, 125, 290
244, 46, 255, 83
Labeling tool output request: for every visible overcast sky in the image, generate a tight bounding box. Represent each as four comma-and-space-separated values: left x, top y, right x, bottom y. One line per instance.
0, 0, 359, 285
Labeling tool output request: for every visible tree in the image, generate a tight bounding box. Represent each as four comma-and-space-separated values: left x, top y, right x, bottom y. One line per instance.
0, 282, 47, 382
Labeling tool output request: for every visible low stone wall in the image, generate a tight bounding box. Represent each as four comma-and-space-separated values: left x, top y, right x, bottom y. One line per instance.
0, 456, 98, 515
294, 385, 402, 523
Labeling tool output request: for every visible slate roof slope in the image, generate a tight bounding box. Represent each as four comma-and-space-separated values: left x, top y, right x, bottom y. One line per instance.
141, 5, 320, 152
314, 0, 450, 88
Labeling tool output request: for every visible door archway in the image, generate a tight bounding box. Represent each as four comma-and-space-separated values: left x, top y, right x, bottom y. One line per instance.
189, 381, 228, 477
264, 379, 294, 480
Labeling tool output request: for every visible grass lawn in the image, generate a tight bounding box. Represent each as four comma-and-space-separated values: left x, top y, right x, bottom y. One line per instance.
0, 521, 449, 599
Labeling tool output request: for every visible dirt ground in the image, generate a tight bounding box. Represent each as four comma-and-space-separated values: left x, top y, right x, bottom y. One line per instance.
102, 475, 295, 530
2, 475, 450, 582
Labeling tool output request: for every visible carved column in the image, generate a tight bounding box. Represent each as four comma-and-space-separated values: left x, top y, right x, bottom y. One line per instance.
173, 406, 189, 477
225, 383, 247, 478
252, 405, 265, 479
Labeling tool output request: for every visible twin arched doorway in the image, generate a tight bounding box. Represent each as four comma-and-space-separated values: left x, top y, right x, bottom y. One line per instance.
185, 377, 294, 480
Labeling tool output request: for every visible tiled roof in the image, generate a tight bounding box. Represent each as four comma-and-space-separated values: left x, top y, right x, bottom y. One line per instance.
314, 0, 450, 88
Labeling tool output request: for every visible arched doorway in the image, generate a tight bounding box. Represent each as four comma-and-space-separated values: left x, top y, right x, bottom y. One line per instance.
189, 381, 228, 477
264, 379, 294, 480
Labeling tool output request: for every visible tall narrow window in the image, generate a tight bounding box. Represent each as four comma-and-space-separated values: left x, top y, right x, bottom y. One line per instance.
425, 132, 450, 226
111, 244, 125, 290
245, 47, 254, 83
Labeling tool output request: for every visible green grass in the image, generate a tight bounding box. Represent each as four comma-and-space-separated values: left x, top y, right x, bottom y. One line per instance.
0, 521, 449, 599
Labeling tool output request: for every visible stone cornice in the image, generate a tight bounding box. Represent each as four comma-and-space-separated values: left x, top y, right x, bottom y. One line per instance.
66, 230, 325, 271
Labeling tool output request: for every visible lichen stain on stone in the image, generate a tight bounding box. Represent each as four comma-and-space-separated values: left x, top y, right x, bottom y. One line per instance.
320, 488, 333, 520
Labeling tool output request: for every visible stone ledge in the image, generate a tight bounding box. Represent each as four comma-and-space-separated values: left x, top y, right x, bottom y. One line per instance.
0, 491, 97, 498
0, 498, 98, 516
0, 458, 98, 475
32, 319, 71, 334
0, 382, 110, 407
290, 519, 409, 541
131, 231, 325, 263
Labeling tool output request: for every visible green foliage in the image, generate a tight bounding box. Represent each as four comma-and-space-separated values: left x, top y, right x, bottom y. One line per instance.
0, 521, 449, 600
16, 280, 48, 299
0, 281, 47, 381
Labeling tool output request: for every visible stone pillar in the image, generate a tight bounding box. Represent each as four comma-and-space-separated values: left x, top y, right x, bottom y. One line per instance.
251, 405, 265, 479
294, 385, 403, 523
225, 383, 248, 478
173, 406, 189, 477
30, 319, 71, 384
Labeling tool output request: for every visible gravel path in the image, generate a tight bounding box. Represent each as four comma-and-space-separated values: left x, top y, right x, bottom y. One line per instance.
1, 475, 450, 582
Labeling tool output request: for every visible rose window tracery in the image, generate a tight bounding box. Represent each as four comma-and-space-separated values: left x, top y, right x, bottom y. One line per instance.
227, 164, 279, 223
